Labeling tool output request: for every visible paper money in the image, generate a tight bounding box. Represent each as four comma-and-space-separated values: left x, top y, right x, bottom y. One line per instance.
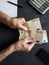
26, 18, 42, 31
19, 18, 48, 44
42, 30, 48, 43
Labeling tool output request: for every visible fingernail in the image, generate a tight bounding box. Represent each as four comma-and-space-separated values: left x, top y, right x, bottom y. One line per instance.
25, 28, 28, 31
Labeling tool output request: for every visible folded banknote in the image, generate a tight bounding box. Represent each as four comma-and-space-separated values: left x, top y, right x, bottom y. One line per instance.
19, 18, 48, 44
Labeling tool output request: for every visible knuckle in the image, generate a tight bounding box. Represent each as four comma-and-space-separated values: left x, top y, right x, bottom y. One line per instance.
22, 18, 25, 22
22, 17, 24, 19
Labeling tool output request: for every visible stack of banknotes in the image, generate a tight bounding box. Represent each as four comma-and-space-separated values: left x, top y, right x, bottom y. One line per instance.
19, 18, 48, 44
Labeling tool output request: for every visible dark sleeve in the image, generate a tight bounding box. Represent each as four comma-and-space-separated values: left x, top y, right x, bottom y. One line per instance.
0, 23, 20, 51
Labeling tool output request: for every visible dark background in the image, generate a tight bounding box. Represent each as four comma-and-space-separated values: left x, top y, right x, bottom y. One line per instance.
0, 0, 49, 65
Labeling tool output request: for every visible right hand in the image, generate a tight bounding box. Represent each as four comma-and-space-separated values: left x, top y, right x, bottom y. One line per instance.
9, 18, 28, 31
14, 37, 36, 52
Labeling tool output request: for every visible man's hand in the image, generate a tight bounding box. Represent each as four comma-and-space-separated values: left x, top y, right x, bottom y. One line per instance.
9, 18, 28, 31
14, 37, 36, 52
0, 12, 28, 31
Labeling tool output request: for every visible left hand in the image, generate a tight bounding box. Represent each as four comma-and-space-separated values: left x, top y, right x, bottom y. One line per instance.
14, 37, 36, 52
9, 17, 28, 31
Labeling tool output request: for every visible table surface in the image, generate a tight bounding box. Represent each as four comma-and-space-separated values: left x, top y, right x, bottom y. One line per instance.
0, 0, 49, 65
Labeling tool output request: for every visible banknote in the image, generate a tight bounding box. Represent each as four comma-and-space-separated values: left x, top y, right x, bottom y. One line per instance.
36, 30, 48, 44
42, 30, 48, 43
19, 18, 48, 44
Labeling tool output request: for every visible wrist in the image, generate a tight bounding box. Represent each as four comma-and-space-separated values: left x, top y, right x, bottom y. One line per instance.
0, 11, 11, 24
9, 44, 15, 52
6, 17, 12, 27
14, 40, 25, 52
14, 43, 20, 51
0, 44, 15, 62
13, 41, 22, 51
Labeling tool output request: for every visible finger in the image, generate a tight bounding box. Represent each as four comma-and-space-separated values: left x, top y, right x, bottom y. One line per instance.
25, 37, 35, 42
28, 42, 35, 51
17, 18, 26, 23
27, 37, 35, 42
23, 38, 34, 46
22, 22, 27, 26
24, 42, 35, 52
21, 18, 26, 23
27, 40, 34, 45
19, 18, 26, 23
27, 39, 36, 51
22, 38, 36, 52
19, 24, 28, 31
26, 38, 36, 46
28, 41, 36, 46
